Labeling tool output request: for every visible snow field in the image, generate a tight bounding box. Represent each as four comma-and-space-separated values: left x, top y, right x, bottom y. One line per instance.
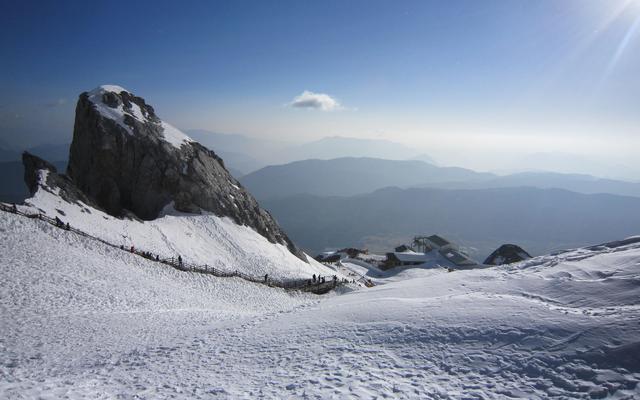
22, 185, 335, 281
0, 212, 321, 398
2, 209, 640, 398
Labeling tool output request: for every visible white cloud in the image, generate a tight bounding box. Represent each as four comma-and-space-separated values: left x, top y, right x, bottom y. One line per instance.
289, 91, 341, 111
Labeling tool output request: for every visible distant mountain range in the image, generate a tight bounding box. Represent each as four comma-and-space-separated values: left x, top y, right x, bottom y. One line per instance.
419, 171, 640, 198
261, 186, 640, 259
185, 130, 286, 175
185, 131, 430, 175
241, 157, 640, 200
240, 157, 491, 199
288, 136, 424, 162
504, 152, 638, 182
0, 135, 437, 200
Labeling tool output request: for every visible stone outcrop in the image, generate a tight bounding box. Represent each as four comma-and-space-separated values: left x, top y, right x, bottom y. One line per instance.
54, 85, 303, 260
23, 151, 102, 210
484, 244, 531, 265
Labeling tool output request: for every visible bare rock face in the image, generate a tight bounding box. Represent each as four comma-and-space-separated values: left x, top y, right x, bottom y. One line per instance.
66, 85, 305, 260
23, 151, 101, 210
23, 151, 58, 195
484, 244, 531, 266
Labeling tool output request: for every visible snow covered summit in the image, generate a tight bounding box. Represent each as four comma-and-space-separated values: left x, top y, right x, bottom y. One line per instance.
85, 85, 192, 148
66, 85, 304, 259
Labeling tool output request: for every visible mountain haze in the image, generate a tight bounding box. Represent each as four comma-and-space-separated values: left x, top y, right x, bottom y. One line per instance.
419, 171, 640, 198
241, 157, 492, 199
184, 131, 436, 175
261, 186, 640, 258
288, 136, 424, 161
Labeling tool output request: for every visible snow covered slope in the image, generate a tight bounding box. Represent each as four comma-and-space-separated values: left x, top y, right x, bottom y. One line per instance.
2, 204, 639, 398
0, 211, 322, 398
21, 171, 334, 281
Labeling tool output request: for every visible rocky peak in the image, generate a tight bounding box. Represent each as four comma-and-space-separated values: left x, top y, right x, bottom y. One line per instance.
23, 151, 101, 209
82, 85, 192, 149
65, 85, 305, 260
22, 151, 58, 195
484, 244, 531, 266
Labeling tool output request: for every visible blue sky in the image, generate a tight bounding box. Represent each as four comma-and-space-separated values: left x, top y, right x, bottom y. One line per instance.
1, 0, 639, 173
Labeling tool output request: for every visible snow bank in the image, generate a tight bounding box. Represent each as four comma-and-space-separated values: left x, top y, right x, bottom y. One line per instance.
160, 120, 192, 149
22, 177, 335, 281
3, 191, 640, 398
221, 242, 640, 398
0, 212, 320, 398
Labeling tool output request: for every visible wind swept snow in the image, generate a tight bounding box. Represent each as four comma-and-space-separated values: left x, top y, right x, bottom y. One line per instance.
0, 212, 320, 398
22, 183, 333, 280
2, 206, 639, 398
160, 121, 193, 149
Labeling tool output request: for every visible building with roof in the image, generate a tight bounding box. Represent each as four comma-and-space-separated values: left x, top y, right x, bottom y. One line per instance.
439, 248, 477, 268
424, 235, 456, 250
394, 244, 413, 253
383, 251, 432, 269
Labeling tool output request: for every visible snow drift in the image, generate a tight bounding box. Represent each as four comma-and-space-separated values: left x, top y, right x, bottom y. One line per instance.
2, 203, 639, 397
19, 166, 333, 281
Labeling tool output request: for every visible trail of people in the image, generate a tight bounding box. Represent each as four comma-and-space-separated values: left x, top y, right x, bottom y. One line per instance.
0, 203, 345, 294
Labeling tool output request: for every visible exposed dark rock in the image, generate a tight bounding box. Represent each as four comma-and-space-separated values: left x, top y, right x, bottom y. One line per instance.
22, 152, 102, 210
336, 247, 368, 258
484, 244, 532, 265
23, 151, 58, 195
50, 85, 303, 260
315, 253, 342, 263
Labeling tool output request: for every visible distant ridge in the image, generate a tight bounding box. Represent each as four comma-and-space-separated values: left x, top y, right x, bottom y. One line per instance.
260, 186, 640, 258
240, 157, 491, 199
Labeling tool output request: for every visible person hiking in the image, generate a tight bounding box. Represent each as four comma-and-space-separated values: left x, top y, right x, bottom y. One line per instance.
65, 222, 70, 230
313, 274, 316, 283
130, 246, 135, 253
264, 274, 268, 283
178, 255, 183, 266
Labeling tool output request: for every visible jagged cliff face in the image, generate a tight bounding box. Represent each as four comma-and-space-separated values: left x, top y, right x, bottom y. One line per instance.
66, 85, 305, 260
